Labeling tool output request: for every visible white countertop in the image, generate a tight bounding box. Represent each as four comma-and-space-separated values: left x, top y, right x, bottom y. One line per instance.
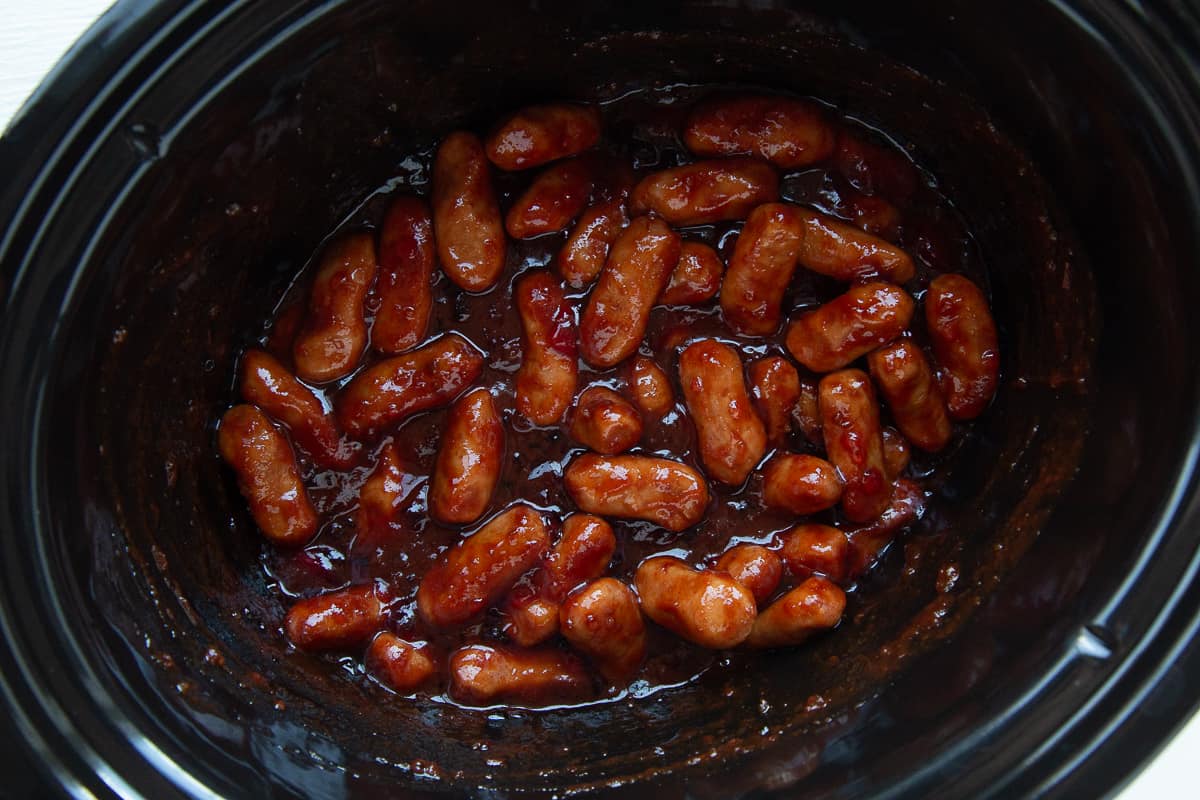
0, 0, 1194, 796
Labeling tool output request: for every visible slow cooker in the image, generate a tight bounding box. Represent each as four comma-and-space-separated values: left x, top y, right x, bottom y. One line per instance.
1, 1, 1198, 797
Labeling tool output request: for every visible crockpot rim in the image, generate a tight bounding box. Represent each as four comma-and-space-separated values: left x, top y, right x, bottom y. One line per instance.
1, 1, 1199, 797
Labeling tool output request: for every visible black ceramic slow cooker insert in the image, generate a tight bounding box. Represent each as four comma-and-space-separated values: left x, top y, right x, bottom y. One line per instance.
1, 1, 1199, 797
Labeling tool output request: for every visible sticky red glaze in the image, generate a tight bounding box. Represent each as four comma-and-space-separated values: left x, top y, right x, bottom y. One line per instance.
564, 453, 709, 532
293, 231, 376, 383
429, 388, 504, 524
678, 339, 767, 485
745, 577, 845, 649
356, 443, 409, 539
560, 578, 646, 683
448, 645, 592, 706
515, 270, 579, 425
881, 427, 912, 481
372, 196, 434, 354
285, 583, 385, 650
721, 203, 806, 336
834, 130, 920, 204
217, 404, 317, 546
793, 208, 914, 284
417, 505, 550, 629
239, 349, 354, 469
557, 199, 628, 288
761, 454, 844, 516
748, 355, 801, 445
432, 131, 505, 292
715, 544, 783, 606
505, 514, 617, 647
626, 356, 674, 420
846, 478, 927, 577
925, 274, 1000, 420
629, 157, 780, 226
366, 633, 437, 692
569, 386, 643, 455
336, 334, 484, 438
819, 369, 891, 523
778, 524, 851, 583
634, 556, 757, 649
580, 216, 681, 367
659, 241, 724, 306
869, 340, 953, 452
785, 282, 915, 373
506, 157, 595, 239
683, 95, 836, 168
485, 103, 602, 171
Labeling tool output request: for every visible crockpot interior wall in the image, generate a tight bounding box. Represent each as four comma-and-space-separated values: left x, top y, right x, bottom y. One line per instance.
15, 0, 1195, 797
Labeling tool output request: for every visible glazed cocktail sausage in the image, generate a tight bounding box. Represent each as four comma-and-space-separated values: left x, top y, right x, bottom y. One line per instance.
557, 199, 627, 288
560, 578, 646, 683
761, 454, 843, 516
337, 334, 484, 438
486, 104, 602, 171
634, 556, 756, 649
514, 270, 578, 426
721, 203, 806, 336
748, 356, 802, 445
366, 633, 436, 692
285, 584, 385, 651
684, 95, 835, 168
678, 339, 767, 485
429, 388, 504, 524
791, 208, 914, 284
925, 274, 999, 420
448, 645, 592, 705
564, 454, 709, 532
659, 242, 724, 306
627, 356, 674, 420
417, 505, 550, 628
786, 282, 915, 373
506, 157, 595, 239
580, 216, 680, 367
569, 386, 643, 455
819, 369, 891, 523
778, 524, 850, 583
868, 341, 953, 452
432, 131, 505, 291
293, 231, 376, 382
745, 577, 845, 649
630, 157, 779, 226
218, 404, 317, 546
372, 196, 434, 354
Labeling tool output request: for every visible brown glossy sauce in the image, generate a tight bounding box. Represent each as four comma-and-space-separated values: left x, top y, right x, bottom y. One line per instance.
236, 84, 988, 708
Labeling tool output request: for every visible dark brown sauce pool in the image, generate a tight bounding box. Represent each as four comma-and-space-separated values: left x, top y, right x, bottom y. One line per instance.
235, 84, 991, 710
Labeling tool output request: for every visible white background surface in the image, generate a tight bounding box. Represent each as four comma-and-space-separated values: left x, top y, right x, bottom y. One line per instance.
0, 0, 1195, 796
